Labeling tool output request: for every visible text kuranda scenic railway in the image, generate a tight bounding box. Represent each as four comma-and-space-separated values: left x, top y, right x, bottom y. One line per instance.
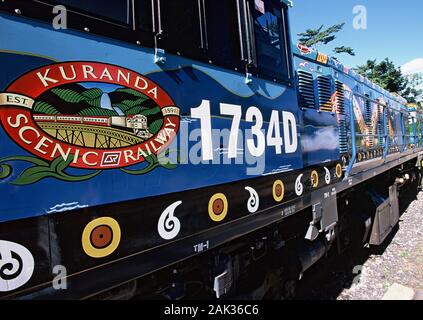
0, 0, 422, 299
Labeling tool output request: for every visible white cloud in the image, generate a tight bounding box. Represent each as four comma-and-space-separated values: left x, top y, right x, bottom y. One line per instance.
401, 59, 423, 75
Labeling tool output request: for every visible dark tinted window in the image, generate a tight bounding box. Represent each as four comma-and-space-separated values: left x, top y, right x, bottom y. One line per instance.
204, 0, 242, 69
160, 0, 202, 56
251, 0, 289, 81
54, 0, 130, 24
135, 0, 153, 33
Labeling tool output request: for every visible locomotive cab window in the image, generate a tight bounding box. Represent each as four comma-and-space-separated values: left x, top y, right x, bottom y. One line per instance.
159, 0, 202, 57
251, 0, 290, 82
135, 0, 153, 33
204, 0, 243, 70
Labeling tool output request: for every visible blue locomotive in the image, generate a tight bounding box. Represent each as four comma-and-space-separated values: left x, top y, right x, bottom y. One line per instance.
0, 0, 422, 299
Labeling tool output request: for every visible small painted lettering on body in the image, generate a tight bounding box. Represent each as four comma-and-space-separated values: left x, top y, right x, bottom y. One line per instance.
194, 241, 210, 253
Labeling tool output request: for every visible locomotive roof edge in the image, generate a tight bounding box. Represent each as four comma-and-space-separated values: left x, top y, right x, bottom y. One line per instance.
292, 42, 411, 108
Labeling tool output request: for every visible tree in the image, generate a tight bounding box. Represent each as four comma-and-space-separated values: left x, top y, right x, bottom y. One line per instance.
333, 46, 355, 56
297, 23, 355, 56
403, 73, 423, 106
355, 59, 423, 105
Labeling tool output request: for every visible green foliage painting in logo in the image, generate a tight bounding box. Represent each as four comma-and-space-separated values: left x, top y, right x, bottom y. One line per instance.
33, 101, 60, 114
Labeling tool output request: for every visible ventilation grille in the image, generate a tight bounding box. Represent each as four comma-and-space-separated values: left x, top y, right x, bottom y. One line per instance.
317, 76, 333, 112
297, 71, 315, 108
335, 81, 345, 114
364, 97, 372, 126
335, 81, 348, 154
364, 96, 374, 149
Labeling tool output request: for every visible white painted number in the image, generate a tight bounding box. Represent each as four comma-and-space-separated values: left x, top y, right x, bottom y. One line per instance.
267, 110, 283, 154
246, 106, 266, 157
191, 101, 298, 161
191, 100, 213, 161
220, 103, 242, 159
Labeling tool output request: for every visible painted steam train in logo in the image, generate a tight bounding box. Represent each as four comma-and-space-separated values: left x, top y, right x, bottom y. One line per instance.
33, 114, 153, 139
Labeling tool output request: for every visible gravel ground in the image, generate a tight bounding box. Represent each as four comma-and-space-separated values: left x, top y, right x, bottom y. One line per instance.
338, 192, 423, 300
296, 190, 423, 300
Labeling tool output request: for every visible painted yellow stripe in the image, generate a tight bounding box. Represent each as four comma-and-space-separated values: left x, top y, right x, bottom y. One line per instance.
0, 49, 58, 62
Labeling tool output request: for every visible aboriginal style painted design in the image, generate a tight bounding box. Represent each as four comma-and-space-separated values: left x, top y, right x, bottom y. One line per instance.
272, 180, 285, 203
208, 193, 229, 222
245, 187, 260, 213
82, 217, 121, 258
0, 240, 34, 292
158, 201, 182, 240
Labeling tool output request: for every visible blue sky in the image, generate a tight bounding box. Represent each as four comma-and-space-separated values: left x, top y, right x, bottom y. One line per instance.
289, 0, 423, 74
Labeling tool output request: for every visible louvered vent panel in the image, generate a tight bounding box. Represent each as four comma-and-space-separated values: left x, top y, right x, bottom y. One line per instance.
364, 97, 372, 126
298, 71, 315, 108
335, 81, 345, 114
364, 96, 374, 148
335, 81, 348, 154
318, 76, 333, 112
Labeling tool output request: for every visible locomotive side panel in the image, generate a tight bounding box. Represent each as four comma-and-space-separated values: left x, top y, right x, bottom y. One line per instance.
0, 1, 345, 298
0, 0, 421, 300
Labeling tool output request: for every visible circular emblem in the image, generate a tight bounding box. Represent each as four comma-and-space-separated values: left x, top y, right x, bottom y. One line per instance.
272, 180, 285, 203
208, 193, 228, 222
336, 164, 343, 179
82, 217, 121, 258
311, 170, 319, 188
0, 62, 180, 170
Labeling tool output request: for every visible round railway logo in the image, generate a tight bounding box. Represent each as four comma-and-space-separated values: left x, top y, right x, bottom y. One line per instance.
0, 62, 180, 171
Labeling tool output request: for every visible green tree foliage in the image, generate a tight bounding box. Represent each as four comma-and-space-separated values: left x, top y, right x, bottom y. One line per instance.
334, 46, 356, 56
33, 101, 60, 115
115, 88, 150, 99
405, 73, 423, 107
355, 59, 423, 104
298, 23, 355, 56
148, 119, 164, 134
51, 88, 102, 105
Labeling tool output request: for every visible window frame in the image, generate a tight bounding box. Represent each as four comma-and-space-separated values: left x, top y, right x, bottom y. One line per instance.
246, 0, 293, 85
42, 0, 134, 27
154, 0, 206, 61
0, 0, 155, 48
1, 0, 294, 86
